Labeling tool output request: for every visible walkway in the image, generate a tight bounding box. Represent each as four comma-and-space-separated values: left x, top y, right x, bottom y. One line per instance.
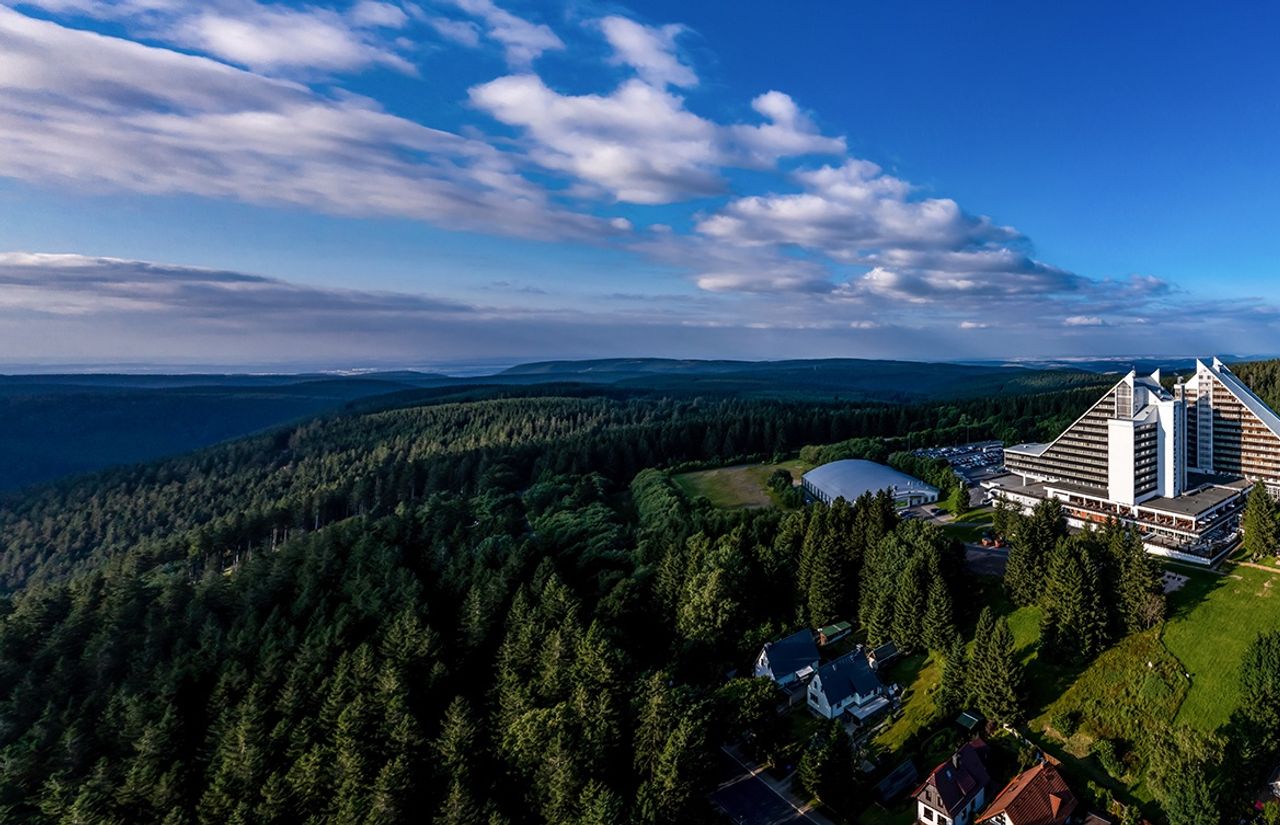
711, 746, 835, 825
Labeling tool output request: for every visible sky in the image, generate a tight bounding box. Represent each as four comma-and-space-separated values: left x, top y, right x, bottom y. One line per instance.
1, 0, 1279, 370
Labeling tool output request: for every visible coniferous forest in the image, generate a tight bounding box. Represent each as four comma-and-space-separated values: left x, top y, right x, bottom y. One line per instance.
0, 378, 1198, 824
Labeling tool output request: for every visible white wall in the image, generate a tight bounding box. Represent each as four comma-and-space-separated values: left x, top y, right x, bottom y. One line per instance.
1108, 417, 1136, 506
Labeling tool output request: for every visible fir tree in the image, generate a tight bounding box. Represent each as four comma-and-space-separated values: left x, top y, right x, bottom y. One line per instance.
890, 556, 926, 652
1243, 482, 1280, 560
975, 615, 1022, 724
1005, 498, 1065, 606
1040, 542, 1110, 662
922, 575, 958, 652
937, 637, 968, 719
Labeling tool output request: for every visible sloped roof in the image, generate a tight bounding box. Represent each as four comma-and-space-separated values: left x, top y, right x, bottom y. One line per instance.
1200, 359, 1280, 442
978, 763, 1077, 825
913, 738, 991, 816
802, 459, 938, 502
760, 630, 819, 678
812, 651, 882, 705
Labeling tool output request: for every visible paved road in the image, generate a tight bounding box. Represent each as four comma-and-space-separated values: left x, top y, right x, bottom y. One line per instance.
710, 750, 829, 825
965, 543, 1008, 576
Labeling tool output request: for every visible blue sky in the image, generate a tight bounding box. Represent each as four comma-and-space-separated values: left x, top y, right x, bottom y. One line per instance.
1, 0, 1278, 369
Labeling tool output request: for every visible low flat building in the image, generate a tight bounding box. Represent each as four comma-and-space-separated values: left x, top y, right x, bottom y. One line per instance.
802, 459, 940, 507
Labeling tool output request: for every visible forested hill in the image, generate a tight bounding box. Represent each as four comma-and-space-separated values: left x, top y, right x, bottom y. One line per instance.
0, 385, 1103, 592
0, 381, 1117, 823
0, 358, 1101, 493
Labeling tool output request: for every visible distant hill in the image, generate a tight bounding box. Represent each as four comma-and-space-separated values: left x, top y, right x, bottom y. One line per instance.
499, 357, 1103, 401
0, 358, 1104, 492
0, 375, 449, 491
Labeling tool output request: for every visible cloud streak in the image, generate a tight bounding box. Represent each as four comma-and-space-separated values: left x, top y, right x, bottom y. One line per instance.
0, 2, 1258, 363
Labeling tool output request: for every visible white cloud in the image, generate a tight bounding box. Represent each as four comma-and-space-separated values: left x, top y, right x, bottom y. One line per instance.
1064, 315, 1106, 326
598, 15, 696, 88
348, 0, 408, 28
959, 321, 989, 330
469, 78, 843, 204
176, 6, 415, 73
727, 91, 846, 165
445, 0, 562, 67
469, 75, 724, 204
428, 14, 481, 46
15, 0, 419, 74
0, 6, 615, 240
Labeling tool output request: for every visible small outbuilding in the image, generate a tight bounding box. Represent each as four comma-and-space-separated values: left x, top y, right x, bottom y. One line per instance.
817, 621, 852, 646
802, 459, 940, 507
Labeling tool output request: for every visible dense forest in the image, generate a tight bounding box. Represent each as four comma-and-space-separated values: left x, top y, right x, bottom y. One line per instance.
0, 377, 1162, 824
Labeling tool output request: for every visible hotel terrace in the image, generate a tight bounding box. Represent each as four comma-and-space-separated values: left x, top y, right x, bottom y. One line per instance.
987, 358, 1280, 565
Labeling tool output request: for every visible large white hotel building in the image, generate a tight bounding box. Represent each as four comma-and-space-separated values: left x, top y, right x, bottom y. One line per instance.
990, 358, 1280, 564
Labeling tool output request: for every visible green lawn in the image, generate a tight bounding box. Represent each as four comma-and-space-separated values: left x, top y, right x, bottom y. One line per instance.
873, 652, 942, 753
1162, 564, 1280, 731
671, 459, 811, 509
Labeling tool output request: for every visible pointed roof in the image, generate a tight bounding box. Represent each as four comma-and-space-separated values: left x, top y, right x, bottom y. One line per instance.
759, 630, 819, 679
1196, 358, 1280, 442
978, 762, 1077, 825
812, 650, 882, 705
912, 738, 991, 816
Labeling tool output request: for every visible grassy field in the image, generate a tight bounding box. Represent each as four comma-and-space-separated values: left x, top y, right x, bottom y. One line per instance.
940, 508, 996, 543
1162, 563, 1280, 731
671, 459, 811, 509
873, 652, 942, 753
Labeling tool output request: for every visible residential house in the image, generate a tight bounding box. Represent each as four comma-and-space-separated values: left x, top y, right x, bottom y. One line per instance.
807, 651, 890, 720
754, 630, 820, 687
913, 738, 992, 825
867, 640, 901, 671
977, 762, 1077, 825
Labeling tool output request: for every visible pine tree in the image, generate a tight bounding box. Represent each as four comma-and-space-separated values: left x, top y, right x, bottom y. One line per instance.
1110, 525, 1165, 633
1005, 498, 1065, 606
979, 617, 1023, 724
922, 575, 958, 652
1242, 482, 1280, 560
968, 607, 996, 709
798, 720, 853, 812
806, 528, 848, 628
937, 637, 968, 719
890, 556, 925, 652
1040, 543, 1110, 662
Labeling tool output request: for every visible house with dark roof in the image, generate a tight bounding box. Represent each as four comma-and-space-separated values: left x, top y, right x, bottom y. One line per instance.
806, 651, 889, 720
754, 630, 820, 687
977, 762, 1077, 825
913, 738, 991, 825
867, 640, 900, 671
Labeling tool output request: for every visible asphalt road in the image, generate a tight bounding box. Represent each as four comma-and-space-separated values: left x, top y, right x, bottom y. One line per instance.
965, 543, 1008, 576
710, 751, 827, 825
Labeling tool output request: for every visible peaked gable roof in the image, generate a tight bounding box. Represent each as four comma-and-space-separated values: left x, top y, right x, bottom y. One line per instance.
978, 763, 1077, 825
760, 630, 819, 678
913, 738, 991, 816
812, 651, 882, 705
1197, 358, 1280, 442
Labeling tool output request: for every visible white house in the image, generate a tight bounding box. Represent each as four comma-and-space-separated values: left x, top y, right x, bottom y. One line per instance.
806, 651, 889, 720
754, 630, 820, 687
913, 739, 991, 825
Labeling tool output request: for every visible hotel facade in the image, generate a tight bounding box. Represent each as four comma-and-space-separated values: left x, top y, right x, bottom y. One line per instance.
990, 358, 1280, 564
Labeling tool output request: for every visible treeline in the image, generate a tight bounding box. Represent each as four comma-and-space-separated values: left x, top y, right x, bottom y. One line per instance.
0, 384, 1103, 592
